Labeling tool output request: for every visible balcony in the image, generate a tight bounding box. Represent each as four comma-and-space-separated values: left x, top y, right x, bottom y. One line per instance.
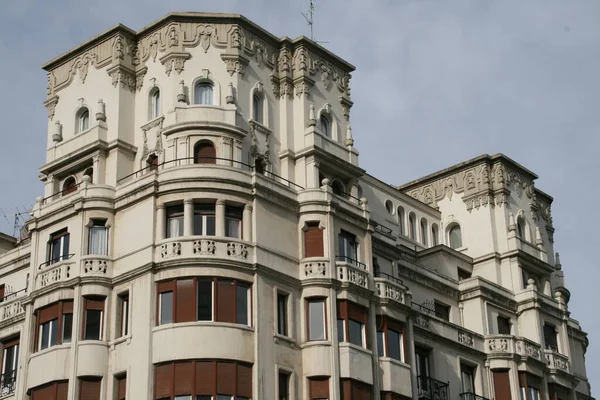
45, 121, 108, 165
460, 393, 490, 400
154, 236, 254, 265
374, 272, 408, 305
0, 289, 26, 324
336, 256, 369, 290
302, 258, 330, 280
544, 349, 570, 373
36, 256, 76, 290
163, 105, 239, 133
0, 370, 16, 398
379, 358, 412, 398
417, 376, 449, 400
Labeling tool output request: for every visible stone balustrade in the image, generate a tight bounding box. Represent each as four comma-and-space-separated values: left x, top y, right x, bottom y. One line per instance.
0, 297, 25, 323
337, 262, 369, 290
545, 349, 570, 373
155, 237, 253, 264
374, 277, 407, 305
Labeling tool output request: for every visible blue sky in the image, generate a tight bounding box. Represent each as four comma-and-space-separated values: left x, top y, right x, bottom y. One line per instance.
1, 0, 598, 389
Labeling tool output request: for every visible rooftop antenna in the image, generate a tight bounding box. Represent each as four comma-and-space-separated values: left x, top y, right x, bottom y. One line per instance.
301, 0, 329, 44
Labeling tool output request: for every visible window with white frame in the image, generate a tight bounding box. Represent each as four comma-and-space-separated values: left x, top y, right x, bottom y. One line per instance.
253, 93, 264, 124
1, 337, 18, 393
48, 228, 70, 264
194, 82, 214, 105
77, 107, 90, 133
225, 206, 243, 239
376, 317, 404, 361
150, 88, 161, 119
338, 230, 358, 263
166, 205, 184, 238
82, 297, 104, 341
88, 219, 108, 255
117, 292, 129, 338
449, 224, 463, 249
193, 203, 216, 236
307, 298, 326, 341
277, 292, 289, 336
36, 301, 73, 351
337, 300, 367, 348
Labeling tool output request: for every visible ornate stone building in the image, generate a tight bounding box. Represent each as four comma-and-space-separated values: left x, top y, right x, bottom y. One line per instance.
0, 11, 593, 400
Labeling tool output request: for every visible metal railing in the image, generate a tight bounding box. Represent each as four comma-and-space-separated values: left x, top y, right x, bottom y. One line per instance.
374, 223, 394, 237
411, 302, 446, 319
417, 376, 449, 400
460, 393, 490, 400
335, 255, 367, 270
116, 156, 304, 190
42, 181, 85, 204
375, 271, 404, 286
0, 288, 27, 303
38, 254, 75, 270
0, 370, 17, 397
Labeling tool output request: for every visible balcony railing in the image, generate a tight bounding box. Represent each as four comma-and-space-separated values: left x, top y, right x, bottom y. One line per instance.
417, 376, 449, 400
0, 369, 16, 397
0, 288, 26, 304
335, 255, 367, 270
460, 393, 490, 400
38, 254, 75, 270
411, 302, 445, 319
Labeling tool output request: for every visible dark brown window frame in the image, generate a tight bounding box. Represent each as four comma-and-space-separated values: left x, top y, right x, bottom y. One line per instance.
81, 297, 105, 341
35, 300, 74, 352
340, 378, 372, 400
376, 316, 406, 361
156, 278, 252, 327
29, 380, 69, 400
337, 300, 368, 349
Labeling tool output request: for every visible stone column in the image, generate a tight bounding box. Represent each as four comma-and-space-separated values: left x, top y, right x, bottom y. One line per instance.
184, 199, 194, 236
408, 317, 419, 400
305, 157, 320, 189
216, 200, 226, 237
156, 204, 166, 241
243, 205, 252, 242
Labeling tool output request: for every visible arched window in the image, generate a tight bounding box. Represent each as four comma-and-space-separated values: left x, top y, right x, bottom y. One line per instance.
331, 180, 344, 196
150, 88, 161, 119
408, 213, 416, 240
431, 224, 439, 246
84, 168, 93, 184
77, 108, 89, 133
517, 218, 526, 240
385, 200, 394, 215
252, 93, 264, 124
420, 219, 428, 246
397, 207, 405, 236
62, 177, 77, 195
449, 224, 463, 249
320, 115, 331, 137
194, 141, 216, 164
194, 82, 214, 105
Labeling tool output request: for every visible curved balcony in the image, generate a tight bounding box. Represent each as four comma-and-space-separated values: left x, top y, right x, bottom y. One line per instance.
27, 345, 71, 390
155, 236, 254, 266
80, 255, 112, 279
339, 343, 373, 384
301, 341, 333, 377
485, 335, 543, 364
375, 273, 408, 306
162, 105, 241, 136
76, 341, 109, 376
152, 322, 254, 364
379, 358, 412, 398
336, 257, 369, 290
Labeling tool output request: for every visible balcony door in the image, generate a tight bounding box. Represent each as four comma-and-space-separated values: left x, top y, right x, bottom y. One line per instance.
461, 364, 475, 399
416, 347, 430, 393
1, 339, 18, 396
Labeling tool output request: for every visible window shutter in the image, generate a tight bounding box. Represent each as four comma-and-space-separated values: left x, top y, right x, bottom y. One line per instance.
237, 363, 253, 398
155, 363, 173, 399
195, 361, 215, 395
38, 303, 59, 324
304, 224, 324, 257
85, 298, 105, 311
79, 378, 101, 400
117, 375, 126, 400
525, 373, 542, 389
31, 383, 55, 400
347, 302, 367, 323
0, 285, 4, 300
385, 317, 404, 333
493, 370, 512, 400
337, 301, 348, 319
174, 361, 194, 395
62, 301, 73, 314
216, 361, 235, 395
341, 379, 352, 400
175, 279, 196, 323
56, 381, 69, 400
353, 380, 372, 400
309, 377, 329, 398
216, 280, 235, 323
196, 143, 216, 164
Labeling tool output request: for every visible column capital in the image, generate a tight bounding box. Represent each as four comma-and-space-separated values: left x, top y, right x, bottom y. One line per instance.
156, 204, 165, 210
184, 199, 194, 205
244, 204, 253, 212
216, 199, 226, 206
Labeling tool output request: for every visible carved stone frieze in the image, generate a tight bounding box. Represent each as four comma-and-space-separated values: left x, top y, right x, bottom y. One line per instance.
44, 95, 60, 121
221, 53, 249, 77
488, 338, 509, 352
161, 52, 190, 76
107, 65, 136, 91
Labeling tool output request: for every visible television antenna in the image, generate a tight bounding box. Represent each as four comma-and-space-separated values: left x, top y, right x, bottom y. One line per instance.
0, 207, 31, 238
301, 0, 329, 44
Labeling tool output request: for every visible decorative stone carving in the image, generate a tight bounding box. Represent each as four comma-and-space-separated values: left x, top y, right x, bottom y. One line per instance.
516, 340, 540, 359
83, 259, 108, 275
294, 79, 312, 98
0, 300, 24, 322
229, 26, 242, 49
112, 35, 126, 61
338, 265, 368, 288
278, 47, 291, 73
225, 82, 235, 104
340, 97, 353, 122
221, 54, 248, 77
44, 94, 59, 121
488, 338, 509, 352
39, 265, 70, 287
414, 314, 430, 329
52, 121, 63, 144
108, 66, 136, 91
160, 242, 181, 259
294, 48, 308, 72
193, 240, 216, 255
458, 331, 474, 346
304, 262, 327, 277
227, 242, 248, 260
135, 67, 147, 91
96, 99, 106, 121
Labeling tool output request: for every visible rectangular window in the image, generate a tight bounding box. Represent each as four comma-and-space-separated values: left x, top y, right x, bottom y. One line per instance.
197, 280, 213, 321
434, 301, 450, 321
376, 331, 384, 357
116, 374, 126, 400
308, 377, 329, 400
458, 268, 472, 281
278, 371, 290, 400
348, 319, 364, 346
48, 229, 70, 264
387, 329, 402, 360
117, 292, 130, 338
40, 319, 58, 350
79, 377, 101, 400
159, 291, 173, 325
88, 220, 108, 255
30, 381, 69, 400
1, 337, 19, 395
236, 285, 249, 326
225, 206, 243, 239
337, 319, 345, 343
36, 301, 73, 351
376, 317, 404, 362
62, 313, 73, 344
338, 231, 357, 262
166, 205, 184, 238
307, 299, 326, 341
522, 269, 529, 289
460, 364, 475, 394
337, 301, 367, 348
493, 371, 511, 400
529, 387, 540, 400
497, 316, 511, 335
277, 293, 288, 336
0, 284, 5, 303
543, 324, 558, 351
304, 222, 324, 258
415, 347, 430, 387
193, 204, 216, 236
83, 297, 104, 341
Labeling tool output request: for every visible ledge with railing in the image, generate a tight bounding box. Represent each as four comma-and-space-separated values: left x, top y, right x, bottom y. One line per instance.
336, 255, 369, 290
0, 288, 26, 324
155, 236, 254, 264
460, 393, 490, 400
544, 348, 570, 373
417, 375, 449, 400
374, 272, 407, 305
0, 369, 16, 397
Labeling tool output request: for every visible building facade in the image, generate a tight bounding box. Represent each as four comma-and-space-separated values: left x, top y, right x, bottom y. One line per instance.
0, 12, 593, 400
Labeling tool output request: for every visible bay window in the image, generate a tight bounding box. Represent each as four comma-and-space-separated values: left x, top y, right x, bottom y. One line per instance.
82, 297, 105, 341
307, 298, 326, 341
166, 205, 184, 238
225, 206, 243, 239
36, 301, 73, 351
376, 317, 404, 361
193, 204, 216, 236
337, 301, 367, 348
88, 219, 108, 255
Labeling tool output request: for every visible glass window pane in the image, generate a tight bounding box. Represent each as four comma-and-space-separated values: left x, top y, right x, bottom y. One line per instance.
50, 319, 58, 346
85, 310, 102, 340
89, 225, 107, 255
337, 319, 344, 343
388, 329, 401, 360
41, 322, 50, 350
449, 226, 462, 249
175, 396, 192, 400
278, 372, 289, 399
197, 281, 212, 321
160, 292, 173, 325
226, 218, 241, 238
236, 285, 249, 325
216, 395, 232, 400
168, 216, 184, 238
196, 397, 212, 400
62, 234, 70, 257
308, 301, 325, 340
348, 319, 363, 346
277, 294, 288, 336
193, 214, 204, 235
206, 216, 216, 236
376, 331, 384, 357
62, 313, 73, 343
